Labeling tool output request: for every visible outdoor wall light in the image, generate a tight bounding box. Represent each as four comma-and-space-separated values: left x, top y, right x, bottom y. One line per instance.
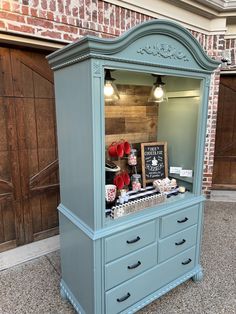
148, 75, 168, 103
104, 69, 120, 101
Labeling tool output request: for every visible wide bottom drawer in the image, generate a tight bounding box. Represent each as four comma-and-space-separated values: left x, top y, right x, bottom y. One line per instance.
105, 246, 196, 314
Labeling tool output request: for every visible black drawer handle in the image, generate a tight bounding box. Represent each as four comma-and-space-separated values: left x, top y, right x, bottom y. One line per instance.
117, 292, 131, 302
126, 236, 140, 244
182, 258, 192, 265
177, 217, 188, 223
127, 261, 141, 270
175, 239, 186, 246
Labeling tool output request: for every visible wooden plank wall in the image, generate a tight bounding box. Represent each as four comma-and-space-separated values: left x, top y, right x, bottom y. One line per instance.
105, 85, 158, 172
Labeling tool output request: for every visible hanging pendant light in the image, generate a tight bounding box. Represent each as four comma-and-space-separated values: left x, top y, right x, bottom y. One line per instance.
104, 69, 120, 101
148, 75, 168, 103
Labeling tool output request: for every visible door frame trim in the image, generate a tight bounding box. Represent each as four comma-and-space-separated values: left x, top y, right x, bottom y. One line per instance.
0, 235, 60, 271
0, 32, 65, 51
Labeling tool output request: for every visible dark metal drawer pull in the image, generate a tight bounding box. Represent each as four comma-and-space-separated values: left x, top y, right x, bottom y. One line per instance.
127, 261, 141, 270
177, 217, 188, 223
126, 236, 140, 244
117, 292, 131, 302
175, 239, 186, 246
182, 258, 192, 265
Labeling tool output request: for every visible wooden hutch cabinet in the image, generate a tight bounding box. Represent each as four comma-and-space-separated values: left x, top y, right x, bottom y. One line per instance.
47, 20, 219, 314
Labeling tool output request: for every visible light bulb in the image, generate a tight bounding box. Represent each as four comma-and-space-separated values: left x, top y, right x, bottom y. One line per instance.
104, 83, 114, 97
153, 86, 164, 99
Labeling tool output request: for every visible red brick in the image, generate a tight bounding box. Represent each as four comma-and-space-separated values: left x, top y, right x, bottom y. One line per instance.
32, 0, 39, 7
41, 0, 47, 10
63, 33, 76, 41
55, 24, 78, 34
2, 1, 11, 11
12, 2, 21, 13
0, 11, 25, 23
49, 0, 56, 11
38, 9, 47, 18
131, 11, 135, 27
61, 15, 68, 23
120, 8, 125, 29
110, 7, 114, 27
0, 20, 5, 29
65, 5, 71, 15
58, 0, 64, 14
31, 8, 38, 17
115, 6, 120, 29
98, 1, 103, 24
21, 5, 29, 15
104, 2, 109, 25
27, 17, 53, 29
47, 11, 54, 20
72, 7, 79, 17
79, 0, 85, 19
85, 0, 91, 21
7, 23, 35, 34
41, 30, 62, 39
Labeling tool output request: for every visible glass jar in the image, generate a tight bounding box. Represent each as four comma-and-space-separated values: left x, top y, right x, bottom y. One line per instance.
131, 174, 142, 191
128, 149, 137, 166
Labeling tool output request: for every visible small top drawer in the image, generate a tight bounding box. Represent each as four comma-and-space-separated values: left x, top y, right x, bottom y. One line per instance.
160, 205, 199, 238
105, 221, 156, 263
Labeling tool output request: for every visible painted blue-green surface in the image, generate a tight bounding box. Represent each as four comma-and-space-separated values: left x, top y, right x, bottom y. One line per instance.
48, 19, 219, 314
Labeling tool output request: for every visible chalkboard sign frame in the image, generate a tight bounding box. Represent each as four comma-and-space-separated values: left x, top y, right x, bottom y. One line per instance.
141, 142, 168, 187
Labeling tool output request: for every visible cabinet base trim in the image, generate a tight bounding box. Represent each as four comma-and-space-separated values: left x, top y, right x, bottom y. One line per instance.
61, 265, 203, 314
60, 279, 85, 314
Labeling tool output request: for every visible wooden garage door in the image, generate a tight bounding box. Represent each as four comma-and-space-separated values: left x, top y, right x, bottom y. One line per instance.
0, 47, 59, 252
212, 75, 236, 190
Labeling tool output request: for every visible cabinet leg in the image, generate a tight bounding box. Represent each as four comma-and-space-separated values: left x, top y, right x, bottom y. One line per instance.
60, 286, 67, 300
192, 269, 203, 282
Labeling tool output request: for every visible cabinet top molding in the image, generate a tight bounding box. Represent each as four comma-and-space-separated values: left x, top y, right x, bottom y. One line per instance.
47, 19, 220, 73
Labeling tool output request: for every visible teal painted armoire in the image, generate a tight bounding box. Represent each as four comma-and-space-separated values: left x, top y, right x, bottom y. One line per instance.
47, 20, 219, 314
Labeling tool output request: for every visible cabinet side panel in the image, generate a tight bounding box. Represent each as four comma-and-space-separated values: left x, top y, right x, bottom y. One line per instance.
59, 212, 95, 314
54, 60, 94, 228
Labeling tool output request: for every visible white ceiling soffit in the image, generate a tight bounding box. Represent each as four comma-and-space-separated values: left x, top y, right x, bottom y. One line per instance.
107, 0, 228, 34
196, 0, 236, 11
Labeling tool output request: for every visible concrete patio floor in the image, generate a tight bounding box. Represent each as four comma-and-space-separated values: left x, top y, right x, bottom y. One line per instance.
0, 201, 235, 314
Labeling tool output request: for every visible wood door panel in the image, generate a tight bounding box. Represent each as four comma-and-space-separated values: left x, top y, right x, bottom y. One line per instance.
10, 50, 59, 244
0, 48, 14, 97
0, 47, 59, 251
213, 75, 236, 189
33, 72, 54, 99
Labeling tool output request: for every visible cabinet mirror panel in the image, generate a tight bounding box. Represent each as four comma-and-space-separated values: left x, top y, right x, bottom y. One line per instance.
104, 69, 201, 219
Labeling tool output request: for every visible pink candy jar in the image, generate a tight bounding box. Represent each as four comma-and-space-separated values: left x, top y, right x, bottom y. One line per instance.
128, 149, 137, 166
131, 174, 141, 191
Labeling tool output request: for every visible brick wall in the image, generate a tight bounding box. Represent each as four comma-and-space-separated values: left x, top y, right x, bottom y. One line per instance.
0, 0, 152, 40
0, 0, 232, 195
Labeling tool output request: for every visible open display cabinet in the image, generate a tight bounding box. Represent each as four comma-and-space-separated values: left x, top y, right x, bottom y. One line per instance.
48, 20, 219, 314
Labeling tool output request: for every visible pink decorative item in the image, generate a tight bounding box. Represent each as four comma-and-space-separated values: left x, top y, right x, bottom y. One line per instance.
105, 184, 117, 202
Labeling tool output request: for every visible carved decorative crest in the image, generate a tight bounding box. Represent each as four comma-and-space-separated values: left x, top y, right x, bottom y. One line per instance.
137, 43, 189, 62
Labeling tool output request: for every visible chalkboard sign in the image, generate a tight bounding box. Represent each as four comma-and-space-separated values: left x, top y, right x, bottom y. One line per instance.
141, 142, 168, 187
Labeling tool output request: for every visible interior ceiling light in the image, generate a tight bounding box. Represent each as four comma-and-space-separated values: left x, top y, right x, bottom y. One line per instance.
148, 75, 168, 103
104, 69, 120, 101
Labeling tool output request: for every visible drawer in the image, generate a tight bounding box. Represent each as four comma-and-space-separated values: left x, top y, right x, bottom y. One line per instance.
105, 242, 157, 291
158, 224, 197, 263
105, 221, 156, 263
160, 205, 199, 238
105, 246, 196, 314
